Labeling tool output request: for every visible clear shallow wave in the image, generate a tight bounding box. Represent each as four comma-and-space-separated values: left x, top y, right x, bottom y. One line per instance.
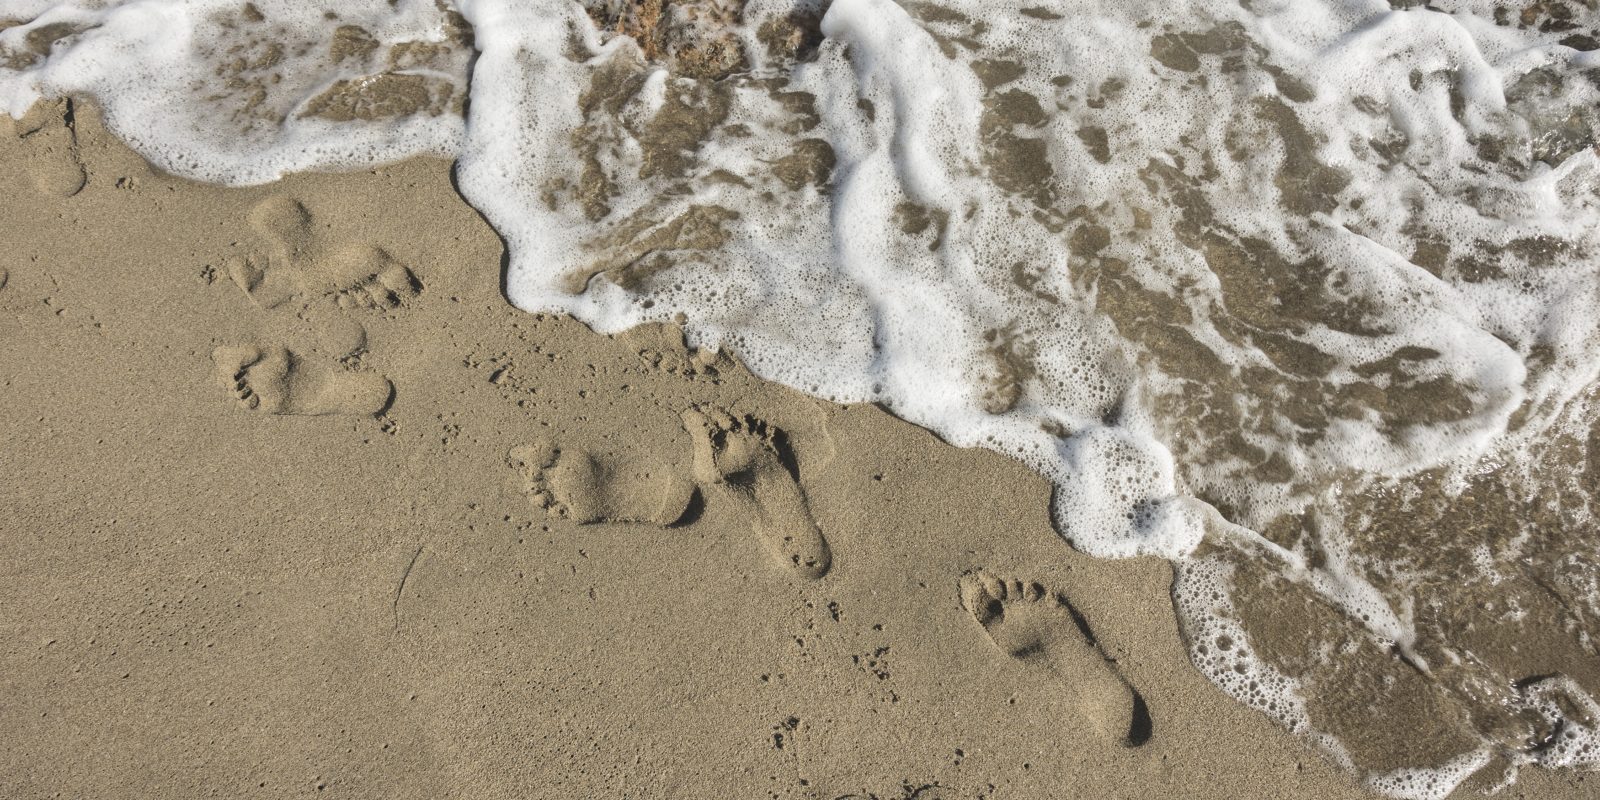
6, 0, 1600, 794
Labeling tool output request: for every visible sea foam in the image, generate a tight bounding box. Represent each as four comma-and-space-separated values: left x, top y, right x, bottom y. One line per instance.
6, 0, 1600, 793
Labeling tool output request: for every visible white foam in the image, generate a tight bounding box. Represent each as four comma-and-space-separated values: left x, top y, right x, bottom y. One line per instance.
1174, 556, 1313, 734
8, 1, 1600, 793
1366, 750, 1493, 800
1520, 677, 1600, 772
1, 0, 467, 182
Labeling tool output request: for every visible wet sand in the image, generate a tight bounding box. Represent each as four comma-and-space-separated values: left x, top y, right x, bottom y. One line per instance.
0, 103, 1590, 799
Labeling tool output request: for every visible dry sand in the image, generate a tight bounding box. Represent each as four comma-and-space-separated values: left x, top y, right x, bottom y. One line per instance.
0, 101, 1589, 799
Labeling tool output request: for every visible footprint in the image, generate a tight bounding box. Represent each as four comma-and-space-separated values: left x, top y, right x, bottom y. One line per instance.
327, 246, 421, 311
225, 253, 300, 309
228, 196, 421, 310
680, 405, 831, 579
248, 195, 318, 266
228, 197, 316, 308
959, 570, 1151, 747
17, 97, 86, 197
212, 344, 392, 416
508, 442, 695, 526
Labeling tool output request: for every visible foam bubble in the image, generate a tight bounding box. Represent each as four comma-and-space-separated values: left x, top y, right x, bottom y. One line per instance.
1174, 556, 1312, 733
1, 0, 468, 182
8, 1, 1600, 793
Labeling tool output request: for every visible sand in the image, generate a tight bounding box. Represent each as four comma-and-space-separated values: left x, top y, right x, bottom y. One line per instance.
0, 101, 1590, 799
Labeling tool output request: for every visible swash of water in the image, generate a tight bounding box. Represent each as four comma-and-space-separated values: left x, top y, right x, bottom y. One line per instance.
6, 1, 1600, 795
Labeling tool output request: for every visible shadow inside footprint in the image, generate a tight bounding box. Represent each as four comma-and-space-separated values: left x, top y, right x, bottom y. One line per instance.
17, 97, 86, 198
1128, 693, 1153, 747
959, 569, 1152, 748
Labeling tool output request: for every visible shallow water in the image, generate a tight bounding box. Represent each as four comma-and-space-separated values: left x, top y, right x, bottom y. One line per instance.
5, 0, 1600, 794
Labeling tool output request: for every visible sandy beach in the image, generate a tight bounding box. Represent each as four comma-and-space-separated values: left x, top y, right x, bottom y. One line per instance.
2, 98, 1594, 799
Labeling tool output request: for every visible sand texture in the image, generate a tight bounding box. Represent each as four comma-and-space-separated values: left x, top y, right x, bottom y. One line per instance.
0, 103, 1591, 799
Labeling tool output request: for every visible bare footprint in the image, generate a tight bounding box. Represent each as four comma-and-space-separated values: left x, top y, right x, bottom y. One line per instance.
680, 405, 830, 579
229, 197, 316, 308
211, 344, 392, 416
17, 97, 85, 198
229, 196, 421, 310
959, 570, 1151, 747
327, 246, 421, 311
508, 442, 695, 526
226, 253, 300, 309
